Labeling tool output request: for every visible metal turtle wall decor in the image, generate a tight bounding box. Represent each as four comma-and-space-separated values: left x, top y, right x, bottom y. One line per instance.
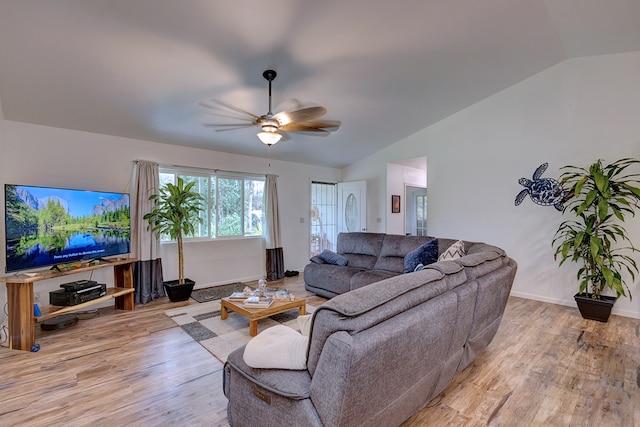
515, 162, 570, 211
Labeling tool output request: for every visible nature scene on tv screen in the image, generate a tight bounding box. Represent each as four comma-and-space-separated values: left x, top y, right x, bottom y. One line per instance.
5, 185, 130, 272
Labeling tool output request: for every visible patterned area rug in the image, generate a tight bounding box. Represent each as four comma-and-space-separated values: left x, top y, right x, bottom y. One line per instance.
190, 282, 246, 303
164, 300, 316, 363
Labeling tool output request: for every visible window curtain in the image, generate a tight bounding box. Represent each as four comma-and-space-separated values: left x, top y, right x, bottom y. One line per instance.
131, 160, 165, 303
265, 174, 284, 281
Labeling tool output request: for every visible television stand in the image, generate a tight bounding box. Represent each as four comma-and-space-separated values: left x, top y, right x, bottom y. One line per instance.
0, 258, 137, 351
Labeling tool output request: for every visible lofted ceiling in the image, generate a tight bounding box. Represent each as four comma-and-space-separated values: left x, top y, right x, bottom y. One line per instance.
0, 0, 639, 168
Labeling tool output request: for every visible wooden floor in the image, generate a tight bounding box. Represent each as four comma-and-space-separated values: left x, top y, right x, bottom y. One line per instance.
1, 275, 638, 426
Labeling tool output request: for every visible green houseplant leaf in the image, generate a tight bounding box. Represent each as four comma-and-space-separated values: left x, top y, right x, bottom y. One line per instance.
143, 177, 205, 284
552, 158, 640, 301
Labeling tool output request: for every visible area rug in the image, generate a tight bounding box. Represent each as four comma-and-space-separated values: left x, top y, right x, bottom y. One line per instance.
164, 300, 316, 363
190, 282, 246, 303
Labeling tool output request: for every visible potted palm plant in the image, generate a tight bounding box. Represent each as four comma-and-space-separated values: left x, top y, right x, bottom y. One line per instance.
144, 177, 205, 302
552, 158, 640, 321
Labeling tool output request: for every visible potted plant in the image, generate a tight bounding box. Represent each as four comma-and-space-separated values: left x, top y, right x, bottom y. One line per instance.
144, 177, 205, 302
552, 158, 640, 321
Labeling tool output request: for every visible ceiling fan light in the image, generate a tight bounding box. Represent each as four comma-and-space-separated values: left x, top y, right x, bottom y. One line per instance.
262, 123, 278, 133
277, 113, 291, 126
257, 131, 283, 146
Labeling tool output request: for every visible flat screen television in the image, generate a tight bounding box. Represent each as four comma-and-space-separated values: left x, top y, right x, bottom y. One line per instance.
4, 184, 131, 273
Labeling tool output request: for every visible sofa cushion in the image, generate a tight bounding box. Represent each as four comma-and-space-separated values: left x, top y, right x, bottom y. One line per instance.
318, 250, 348, 266
454, 246, 505, 280
341, 253, 378, 270
349, 269, 398, 291
403, 239, 439, 273
303, 263, 362, 296
337, 232, 384, 270
374, 234, 434, 273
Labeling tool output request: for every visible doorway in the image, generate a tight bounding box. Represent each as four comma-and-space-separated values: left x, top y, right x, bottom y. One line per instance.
405, 185, 427, 235
337, 180, 367, 233
310, 182, 338, 256
386, 157, 426, 235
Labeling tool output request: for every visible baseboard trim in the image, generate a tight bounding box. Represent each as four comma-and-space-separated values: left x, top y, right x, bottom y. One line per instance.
510, 291, 640, 320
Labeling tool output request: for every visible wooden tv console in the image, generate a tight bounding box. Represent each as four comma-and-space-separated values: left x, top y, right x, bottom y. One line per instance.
0, 258, 137, 351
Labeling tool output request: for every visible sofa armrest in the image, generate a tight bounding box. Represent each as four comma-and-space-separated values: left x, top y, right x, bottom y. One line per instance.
225, 345, 312, 399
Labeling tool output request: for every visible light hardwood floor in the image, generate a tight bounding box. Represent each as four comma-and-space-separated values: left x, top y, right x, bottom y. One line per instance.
1, 276, 638, 426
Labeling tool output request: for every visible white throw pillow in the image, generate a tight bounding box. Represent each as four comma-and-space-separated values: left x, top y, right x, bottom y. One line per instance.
438, 240, 465, 261
243, 325, 308, 370
297, 314, 313, 336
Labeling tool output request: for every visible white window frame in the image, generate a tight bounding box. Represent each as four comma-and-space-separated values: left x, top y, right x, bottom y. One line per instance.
158, 166, 266, 242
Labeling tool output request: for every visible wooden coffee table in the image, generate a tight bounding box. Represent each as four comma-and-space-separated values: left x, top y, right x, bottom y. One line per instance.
220, 297, 306, 336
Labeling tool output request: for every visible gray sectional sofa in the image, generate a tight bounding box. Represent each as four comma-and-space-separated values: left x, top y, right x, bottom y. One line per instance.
305, 232, 450, 298
223, 235, 517, 427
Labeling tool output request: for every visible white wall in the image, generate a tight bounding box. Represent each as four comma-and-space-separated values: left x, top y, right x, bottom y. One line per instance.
386, 163, 406, 235
344, 51, 640, 319
0, 121, 340, 318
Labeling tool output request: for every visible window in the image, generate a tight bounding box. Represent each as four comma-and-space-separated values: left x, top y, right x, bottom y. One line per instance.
310, 182, 337, 256
158, 167, 265, 241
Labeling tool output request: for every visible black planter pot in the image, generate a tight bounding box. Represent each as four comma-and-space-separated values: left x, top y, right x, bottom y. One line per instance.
574, 293, 616, 322
164, 278, 196, 302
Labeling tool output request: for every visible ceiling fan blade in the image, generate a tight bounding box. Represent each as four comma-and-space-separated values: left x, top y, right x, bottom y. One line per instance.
280, 120, 341, 132
214, 126, 256, 133
283, 125, 330, 136
275, 106, 327, 126
203, 123, 256, 132
203, 110, 257, 123
199, 99, 259, 121
203, 123, 255, 127
304, 120, 341, 131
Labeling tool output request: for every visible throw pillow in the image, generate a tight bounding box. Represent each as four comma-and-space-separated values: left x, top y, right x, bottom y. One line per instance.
404, 239, 439, 273
309, 255, 324, 264
438, 240, 465, 261
318, 250, 349, 266
297, 314, 313, 336
243, 325, 308, 370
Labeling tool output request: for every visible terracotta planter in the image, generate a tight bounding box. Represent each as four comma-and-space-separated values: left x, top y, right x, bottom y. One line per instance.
574, 293, 616, 322
164, 279, 196, 302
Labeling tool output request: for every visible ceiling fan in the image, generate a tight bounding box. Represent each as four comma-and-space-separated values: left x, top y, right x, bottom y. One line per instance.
201, 70, 341, 146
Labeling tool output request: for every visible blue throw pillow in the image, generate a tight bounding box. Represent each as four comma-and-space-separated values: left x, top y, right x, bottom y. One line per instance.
309, 255, 324, 264
318, 250, 349, 266
404, 239, 439, 273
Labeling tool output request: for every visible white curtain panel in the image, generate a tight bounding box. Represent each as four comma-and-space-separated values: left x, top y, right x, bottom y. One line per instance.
132, 160, 160, 261
265, 174, 282, 249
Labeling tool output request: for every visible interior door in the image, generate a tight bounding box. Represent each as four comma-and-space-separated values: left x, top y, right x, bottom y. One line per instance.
337, 180, 367, 233
405, 185, 427, 235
